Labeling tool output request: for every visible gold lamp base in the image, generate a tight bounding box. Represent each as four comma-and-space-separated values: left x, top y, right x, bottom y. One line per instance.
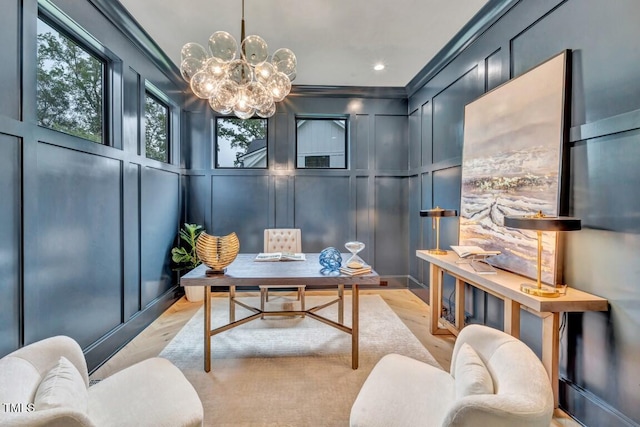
520, 283, 566, 298
428, 248, 448, 255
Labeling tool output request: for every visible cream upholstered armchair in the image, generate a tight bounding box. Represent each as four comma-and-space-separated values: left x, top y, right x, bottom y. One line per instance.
260, 228, 305, 315
350, 324, 554, 427
0, 335, 203, 427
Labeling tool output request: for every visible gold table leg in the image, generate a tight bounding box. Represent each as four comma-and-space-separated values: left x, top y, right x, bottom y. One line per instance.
204, 285, 211, 372
338, 284, 344, 324
352, 284, 359, 370
229, 285, 236, 323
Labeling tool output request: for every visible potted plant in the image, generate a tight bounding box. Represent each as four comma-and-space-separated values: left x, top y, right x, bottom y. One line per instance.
172, 223, 204, 302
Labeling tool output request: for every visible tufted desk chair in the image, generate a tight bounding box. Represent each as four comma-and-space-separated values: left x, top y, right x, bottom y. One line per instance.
260, 229, 305, 317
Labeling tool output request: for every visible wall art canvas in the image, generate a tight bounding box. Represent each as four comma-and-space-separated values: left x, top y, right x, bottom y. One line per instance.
459, 51, 570, 284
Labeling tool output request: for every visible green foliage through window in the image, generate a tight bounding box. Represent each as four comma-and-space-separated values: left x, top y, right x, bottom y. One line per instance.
216, 118, 267, 168
36, 18, 104, 143
145, 93, 169, 162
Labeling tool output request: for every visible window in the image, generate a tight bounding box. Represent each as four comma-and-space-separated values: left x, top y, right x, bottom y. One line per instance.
304, 155, 330, 168
296, 118, 347, 169
37, 17, 105, 144
215, 118, 267, 168
145, 92, 169, 163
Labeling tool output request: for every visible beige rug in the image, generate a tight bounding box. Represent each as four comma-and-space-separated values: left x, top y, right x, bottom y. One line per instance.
159, 294, 441, 427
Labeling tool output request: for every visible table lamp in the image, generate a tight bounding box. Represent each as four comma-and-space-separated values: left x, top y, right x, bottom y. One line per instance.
420, 206, 458, 255
504, 211, 581, 297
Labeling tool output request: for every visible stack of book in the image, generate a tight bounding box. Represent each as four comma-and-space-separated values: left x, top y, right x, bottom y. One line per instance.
339, 264, 372, 276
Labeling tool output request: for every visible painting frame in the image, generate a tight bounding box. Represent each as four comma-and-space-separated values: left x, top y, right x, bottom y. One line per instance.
459, 50, 571, 285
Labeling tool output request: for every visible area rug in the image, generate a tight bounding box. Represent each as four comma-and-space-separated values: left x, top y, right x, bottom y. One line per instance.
159, 294, 441, 427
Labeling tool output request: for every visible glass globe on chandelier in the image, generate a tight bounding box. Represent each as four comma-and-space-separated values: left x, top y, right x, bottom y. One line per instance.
179, 0, 297, 119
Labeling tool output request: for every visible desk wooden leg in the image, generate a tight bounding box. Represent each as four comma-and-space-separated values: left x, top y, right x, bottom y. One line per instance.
229, 285, 236, 323
338, 284, 344, 324
455, 278, 465, 330
542, 312, 560, 408
204, 285, 211, 372
504, 298, 521, 338
352, 284, 359, 370
429, 264, 444, 334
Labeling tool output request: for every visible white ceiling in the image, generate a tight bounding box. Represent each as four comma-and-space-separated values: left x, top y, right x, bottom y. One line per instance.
117, 0, 489, 87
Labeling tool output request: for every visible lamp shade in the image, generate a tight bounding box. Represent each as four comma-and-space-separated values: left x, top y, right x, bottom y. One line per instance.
504, 212, 581, 231
420, 207, 458, 217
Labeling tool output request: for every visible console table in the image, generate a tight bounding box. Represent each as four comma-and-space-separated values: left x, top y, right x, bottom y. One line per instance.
416, 250, 608, 407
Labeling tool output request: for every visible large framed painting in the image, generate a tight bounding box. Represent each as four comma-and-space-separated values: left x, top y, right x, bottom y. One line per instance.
459, 51, 571, 285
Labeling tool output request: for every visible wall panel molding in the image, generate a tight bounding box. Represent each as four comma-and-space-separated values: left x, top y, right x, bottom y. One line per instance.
569, 108, 640, 143
407, 0, 520, 96
560, 379, 639, 427
0, 134, 22, 355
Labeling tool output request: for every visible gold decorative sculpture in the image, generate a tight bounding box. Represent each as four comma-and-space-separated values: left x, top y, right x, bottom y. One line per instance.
195, 232, 240, 275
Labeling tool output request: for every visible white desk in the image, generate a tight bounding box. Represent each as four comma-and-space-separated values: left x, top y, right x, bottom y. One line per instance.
416, 250, 608, 407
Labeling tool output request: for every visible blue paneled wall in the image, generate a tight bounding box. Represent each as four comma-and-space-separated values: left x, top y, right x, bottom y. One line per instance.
408, 0, 640, 425
0, 0, 185, 369
184, 95, 410, 284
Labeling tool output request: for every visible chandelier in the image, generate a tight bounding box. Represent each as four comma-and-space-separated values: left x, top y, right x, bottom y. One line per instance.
179, 0, 297, 119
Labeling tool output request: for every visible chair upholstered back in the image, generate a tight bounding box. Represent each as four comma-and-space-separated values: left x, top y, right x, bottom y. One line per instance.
350, 324, 554, 427
444, 324, 554, 426
0, 336, 204, 427
264, 229, 302, 253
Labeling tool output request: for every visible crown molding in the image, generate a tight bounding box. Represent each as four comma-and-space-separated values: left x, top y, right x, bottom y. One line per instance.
87, 0, 185, 86
290, 85, 407, 99
405, 0, 521, 97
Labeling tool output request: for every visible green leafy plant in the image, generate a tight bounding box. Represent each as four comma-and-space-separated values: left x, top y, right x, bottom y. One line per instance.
171, 223, 204, 271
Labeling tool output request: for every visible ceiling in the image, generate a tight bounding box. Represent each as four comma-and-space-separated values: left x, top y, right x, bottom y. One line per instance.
116, 0, 490, 88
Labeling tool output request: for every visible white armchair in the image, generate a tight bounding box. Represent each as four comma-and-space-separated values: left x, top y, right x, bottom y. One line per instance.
260, 228, 305, 316
0, 335, 203, 427
350, 324, 554, 427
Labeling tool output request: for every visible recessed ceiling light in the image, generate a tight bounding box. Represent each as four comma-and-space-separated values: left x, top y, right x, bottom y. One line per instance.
373, 63, 385, 71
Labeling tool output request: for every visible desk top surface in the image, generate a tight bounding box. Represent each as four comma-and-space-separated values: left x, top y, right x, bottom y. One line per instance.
181, 253, 380, 287
416, 250, 608, 313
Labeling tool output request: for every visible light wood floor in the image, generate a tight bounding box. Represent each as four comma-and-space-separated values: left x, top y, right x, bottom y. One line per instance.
90, 289, 578, 426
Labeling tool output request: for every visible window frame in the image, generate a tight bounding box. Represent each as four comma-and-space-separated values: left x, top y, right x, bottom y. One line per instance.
37, 1, 113, 146
295, 116, 349, 170
214, 117, 269, 169
143, 88, 171, 164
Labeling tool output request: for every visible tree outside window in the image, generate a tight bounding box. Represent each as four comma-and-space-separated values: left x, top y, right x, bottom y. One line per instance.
216, 118, 267, 168
145, 93, 169, 163
36, 18, 104, 144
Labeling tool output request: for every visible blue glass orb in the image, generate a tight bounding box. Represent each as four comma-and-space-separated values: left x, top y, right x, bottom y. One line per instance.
319, 247, 342, 272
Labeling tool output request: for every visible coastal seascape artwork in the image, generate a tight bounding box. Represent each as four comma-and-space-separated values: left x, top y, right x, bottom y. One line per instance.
459, 52, 569, 284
